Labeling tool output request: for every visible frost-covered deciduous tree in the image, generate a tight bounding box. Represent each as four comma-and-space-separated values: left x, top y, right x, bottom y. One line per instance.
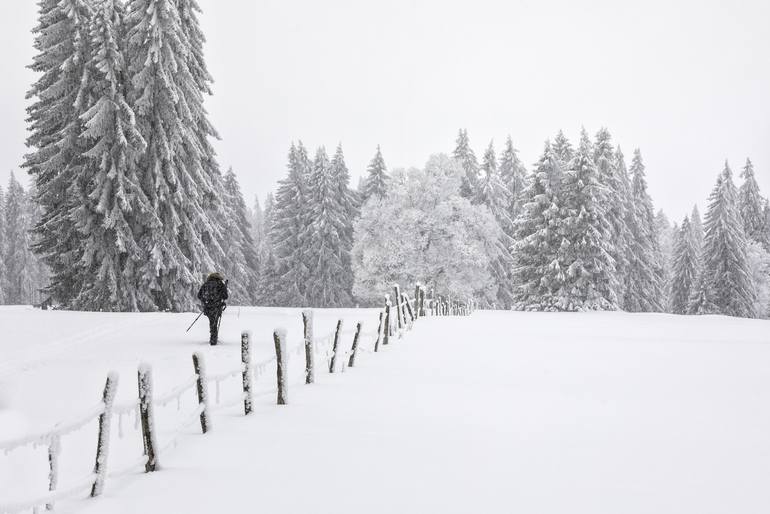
304, 147, 352, 307
223, 168, 260, 304
624, 149, 665, 312
498, 135, 528, 221
511, 141, 565, 310
670, 217, 699, 314
691, 163, 755, 318
126, 0, 225, 311
738, 158, 767, 246
553, 130, 617, 311
361, 145, 388, 203
352, 155, 499, 305
72, 0, 158, 311
453, 129, 479, 199
24, 0, 94, 306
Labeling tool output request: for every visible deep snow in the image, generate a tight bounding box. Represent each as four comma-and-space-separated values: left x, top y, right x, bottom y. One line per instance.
1, 308, 769, 513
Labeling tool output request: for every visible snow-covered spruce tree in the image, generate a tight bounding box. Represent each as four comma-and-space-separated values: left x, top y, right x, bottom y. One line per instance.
475, 141, 514, 308
670, 217, 699, 314
69, 0, 160, 311
613, 146, 637, 307
624, 149, 665, 312
330, 144, 357, 301
3, 174, 37, 305
256, 193, 282, 306
593, 128, 629, 304
352, 155, 499, 305
656, 209, 676, 304
223, 168, 260, 304
511, 141, 566, 310
764, 200, 770, 251
24, 0, 94, 306
746, 241, 770, 319
738, 158, 767, 245
126, 0, 225, 311
361, 145, 388, 203
498, 135, 528, 221
270, 143, 311, 306
0, 185, 6, 304
303, 147, 352, 307
453, 129, 479, 199
552, 130, 574, 169
693, 163, 755, 317
691, 204, 704, 252
553, 129, 617, 311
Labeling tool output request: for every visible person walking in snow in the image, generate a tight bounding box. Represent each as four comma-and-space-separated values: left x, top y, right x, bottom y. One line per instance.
197, 272, 229, 345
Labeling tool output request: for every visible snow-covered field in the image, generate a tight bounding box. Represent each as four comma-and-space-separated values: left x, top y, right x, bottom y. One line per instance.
1, 308, 769, 513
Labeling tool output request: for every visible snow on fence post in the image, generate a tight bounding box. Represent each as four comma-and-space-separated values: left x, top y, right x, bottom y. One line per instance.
404, 294, 415, 324
383, 299, 391, 346
414, 285, 421, 318
192, 353, 211, 432
374, 311, 384, 352
273, 329, 288, 405
90, 373, 118, 497
240, 332, 253, 415
348, 322, 362, 368
46, 435, 60, 510
329, 320, 343, 373
137, 364, 159, 472
393, 285, 403, 332
302, 310, 314, 384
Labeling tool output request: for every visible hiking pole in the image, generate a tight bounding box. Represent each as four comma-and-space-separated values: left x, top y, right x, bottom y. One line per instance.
186, 311, 204, 332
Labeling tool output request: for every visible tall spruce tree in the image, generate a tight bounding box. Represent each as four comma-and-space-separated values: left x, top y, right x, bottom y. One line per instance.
71, 0, 158, 311
553, 129, 616, 310
24, 0, 94, 306
475, 141, 514, 308
692, 163, 755, 317
552, 130, 574, 168
498, 135, 528, 220
738, 158, 766, 245
125, 0, 224, 311
453, 129, 479, 199
670, 216, 699, 314
691, 204, 704, 251
512, 141, 565, 310
3, 174, 37, 304
304, 147, 352, 307
270, 143, 311, 306
223, 168, 260, 304
0, 185, 6, 304
361, 145, 388, 203
624, 149, 665, 312
331, 144, 356, 301
613, 146, 637, 307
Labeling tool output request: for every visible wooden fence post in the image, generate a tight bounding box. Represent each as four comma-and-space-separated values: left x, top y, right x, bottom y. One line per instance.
404, 294, 415, 323
273, 329, 288, 405
90, 373, 118, 497
46, 435, 60, 510
329, 319, 343, 373
414, 285, 420, 318
138, 364, 158, 472
348, 322, 362, 368
192, 353, 211, 432
302, 310, 314, 384
419, 287, 425, 317
383, 300, 391, 346
374, 311, 384, 352
240, 332, 253, 415
393, 285, 403, 332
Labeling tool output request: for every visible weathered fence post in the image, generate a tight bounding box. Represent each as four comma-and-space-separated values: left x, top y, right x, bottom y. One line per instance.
138, 364, 158, 472
348, 322, 362, 368
374, 311, 384, 352
414, 285, 421, 318
192, 353, 211, 432
383, 299, 391, 346
393, 285, 403, 332
240, 332, 253, 415
302, 310, 314, 384
329, 319, 343, 373
46, 435, 60, 510
273, 329, 288, 405
418, 287, 425, 317
404, 293, 415, 324
90, 373, 118, 497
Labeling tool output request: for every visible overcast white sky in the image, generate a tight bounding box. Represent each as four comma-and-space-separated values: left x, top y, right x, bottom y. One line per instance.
2, 0, 768, 221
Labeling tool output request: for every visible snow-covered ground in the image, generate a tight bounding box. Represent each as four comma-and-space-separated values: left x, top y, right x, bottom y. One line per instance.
1, 308, 769, 513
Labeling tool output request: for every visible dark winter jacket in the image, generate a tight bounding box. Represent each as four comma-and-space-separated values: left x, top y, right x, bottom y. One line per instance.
198, 274, 229, 314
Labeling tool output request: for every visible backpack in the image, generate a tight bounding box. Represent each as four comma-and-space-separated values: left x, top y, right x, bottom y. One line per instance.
200, 279, 225, 307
